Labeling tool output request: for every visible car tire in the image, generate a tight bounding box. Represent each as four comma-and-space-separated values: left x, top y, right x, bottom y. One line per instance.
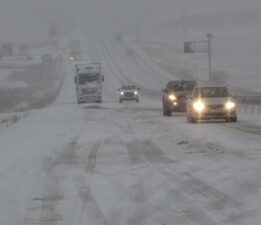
191, 117, 196, 123
232, 116, 237, 122
187, 114, 196, 123
227, 116, 237, 122
119, 99, 123, 103
186, 114, 191, 123
163, 109, 172, 117
136, 99, 139, 103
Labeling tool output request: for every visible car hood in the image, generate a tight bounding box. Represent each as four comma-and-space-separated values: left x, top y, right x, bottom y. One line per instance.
201, 97, 230, 105
169, 91, 192, 97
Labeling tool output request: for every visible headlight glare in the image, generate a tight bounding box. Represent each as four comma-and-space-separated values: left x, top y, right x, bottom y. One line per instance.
193, 101, 205, 112
225, 101, 236, 110
134, 91, 138, 95
120, 92, 124, 95
168, 94, 176, 101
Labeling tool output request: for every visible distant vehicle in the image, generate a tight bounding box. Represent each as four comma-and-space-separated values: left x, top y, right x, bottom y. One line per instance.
69, 50, 81, 61
118, 85, 140, 103
186, 85, 237, 123
162, 80, 197, 116
74, 62, 104, 103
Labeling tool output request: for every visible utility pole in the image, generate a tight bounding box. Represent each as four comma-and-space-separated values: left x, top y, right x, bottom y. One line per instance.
184, 33, 214, 82
207, 33, 213, 81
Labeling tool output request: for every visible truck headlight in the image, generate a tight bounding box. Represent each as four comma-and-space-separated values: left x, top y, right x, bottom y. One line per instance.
134, 91, 138, 95
225, 101, 236, 110
120, 92, 124, 95
193, 101, 205, 112
168, 94, 176, 101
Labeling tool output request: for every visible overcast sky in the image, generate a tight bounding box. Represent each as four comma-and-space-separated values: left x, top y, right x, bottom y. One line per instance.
0, 0, 260, 42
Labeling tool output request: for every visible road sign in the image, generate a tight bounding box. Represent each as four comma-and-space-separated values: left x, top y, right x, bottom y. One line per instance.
183, 34, 213, 81
184, 41, 208, 53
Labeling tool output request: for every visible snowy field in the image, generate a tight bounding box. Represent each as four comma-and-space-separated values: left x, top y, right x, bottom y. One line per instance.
0, 33, 261, 225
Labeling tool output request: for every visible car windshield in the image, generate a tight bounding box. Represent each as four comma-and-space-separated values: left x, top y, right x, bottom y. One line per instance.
78, 73, 98, 84
168, 81, 196, 92
121, 85, 136, 90
194, 87, 229, 98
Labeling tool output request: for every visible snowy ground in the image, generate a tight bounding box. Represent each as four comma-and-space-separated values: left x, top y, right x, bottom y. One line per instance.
0, 34, 261, 225
0, 69, 27, 89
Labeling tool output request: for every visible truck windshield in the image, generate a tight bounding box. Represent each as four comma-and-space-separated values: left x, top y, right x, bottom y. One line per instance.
78, 73, 98, 84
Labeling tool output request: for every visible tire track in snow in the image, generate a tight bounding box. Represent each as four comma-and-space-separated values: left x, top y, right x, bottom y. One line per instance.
220, 122, 261, 137
86, 143, 100, 175
140, 139, 251, 225
68, 141, 110, 225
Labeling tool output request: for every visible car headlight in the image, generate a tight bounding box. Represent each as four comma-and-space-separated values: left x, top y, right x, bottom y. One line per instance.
120, 92, 124, 95
168, 94, 176, 101
193, 101, 205, 112
225, 101, 236, 110
134, 91, 138, 95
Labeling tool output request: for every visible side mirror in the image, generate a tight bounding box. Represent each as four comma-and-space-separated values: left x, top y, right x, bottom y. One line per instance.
74, 76, 76, 84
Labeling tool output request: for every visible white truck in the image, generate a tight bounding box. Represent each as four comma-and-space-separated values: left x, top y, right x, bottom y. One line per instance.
74, 62, 104, 103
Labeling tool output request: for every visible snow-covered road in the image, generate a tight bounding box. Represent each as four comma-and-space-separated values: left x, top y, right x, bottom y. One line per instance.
0, 34, 261, 225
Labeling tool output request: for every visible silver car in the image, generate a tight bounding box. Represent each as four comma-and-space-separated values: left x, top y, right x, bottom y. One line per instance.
119, 85, 140, 103
186, 85, 237, 123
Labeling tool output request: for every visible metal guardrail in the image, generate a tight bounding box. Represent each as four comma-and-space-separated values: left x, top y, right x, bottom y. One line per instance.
235, 96, 261, 114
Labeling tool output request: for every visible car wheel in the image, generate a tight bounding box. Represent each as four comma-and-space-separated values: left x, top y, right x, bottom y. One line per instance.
119, 99, 122, 103
164, 109, 172, 117
136, 99, 139, 103
186, 114, 191, 122
191, 117, 196, 123
232, 116, 237, 122
187, 114, 196, 123
227, 116, 237, 122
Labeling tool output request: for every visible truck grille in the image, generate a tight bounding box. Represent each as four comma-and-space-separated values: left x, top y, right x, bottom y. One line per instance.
124, 92, 134, 97
81, 88, 97, 94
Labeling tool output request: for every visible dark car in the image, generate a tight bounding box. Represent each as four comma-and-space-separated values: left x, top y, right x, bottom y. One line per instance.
162, 80, 197, 116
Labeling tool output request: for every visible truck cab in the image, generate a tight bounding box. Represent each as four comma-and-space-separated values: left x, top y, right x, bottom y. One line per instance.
74, 62, 104, 103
